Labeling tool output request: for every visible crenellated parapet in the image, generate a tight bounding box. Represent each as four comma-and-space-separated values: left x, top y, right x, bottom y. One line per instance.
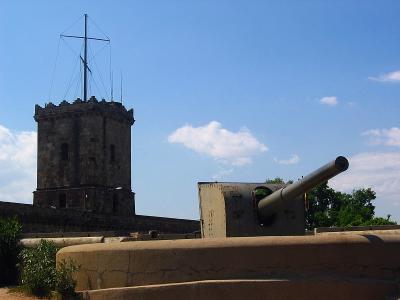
34, 96, 134, 125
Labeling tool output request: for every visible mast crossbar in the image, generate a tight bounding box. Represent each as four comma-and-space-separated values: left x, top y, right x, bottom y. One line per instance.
61, 34, 110, 42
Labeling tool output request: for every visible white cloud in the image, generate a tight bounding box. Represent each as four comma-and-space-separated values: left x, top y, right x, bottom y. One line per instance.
0, 124, 36, 204
168, 121, 267, 166
329, 152, 400, 220
362, 127, 400, 147
320, 96, 338, 106
369, 70, 400, 82
274, 154, 300, 165
212, 168, 234, 180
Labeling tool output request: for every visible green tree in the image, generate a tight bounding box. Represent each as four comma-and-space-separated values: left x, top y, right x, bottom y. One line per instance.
266, 177, 293, 184
265, 177, 285, 184
363, 216, 396, 226
305, 183, 396, 229
305, 182, 341, 229
336, 188, 375, 227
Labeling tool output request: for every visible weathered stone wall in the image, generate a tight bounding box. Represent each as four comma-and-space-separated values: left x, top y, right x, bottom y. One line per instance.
33, 98, 135, 216
0, 201, 199, 234
105, 117, 132, 188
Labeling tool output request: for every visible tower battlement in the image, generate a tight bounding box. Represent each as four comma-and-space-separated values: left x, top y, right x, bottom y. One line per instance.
34, 97, 134, 125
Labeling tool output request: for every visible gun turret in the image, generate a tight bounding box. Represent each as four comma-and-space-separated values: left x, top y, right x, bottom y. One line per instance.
198, 156, 349, 238
258, 156, 348, 222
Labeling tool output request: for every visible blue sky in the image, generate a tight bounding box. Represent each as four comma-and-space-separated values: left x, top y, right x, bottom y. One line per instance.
0, 1, 399, 221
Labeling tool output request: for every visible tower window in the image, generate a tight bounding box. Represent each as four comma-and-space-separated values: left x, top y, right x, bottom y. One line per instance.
112, 194, 118, 214
61, 143, 69, 161
59, 193, 67, 208
110, 144, 115, 162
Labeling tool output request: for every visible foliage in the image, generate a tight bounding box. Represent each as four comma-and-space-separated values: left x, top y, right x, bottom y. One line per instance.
362, 216, 397, 226
19, 239, 80, 298
20, 240, 58, 297
266, 177, 293, 184
305, 182, 397, 229
266, 177, 285, 184
0, 217, 22, 286
305, 182, 339, 228
55, 258, 80, 297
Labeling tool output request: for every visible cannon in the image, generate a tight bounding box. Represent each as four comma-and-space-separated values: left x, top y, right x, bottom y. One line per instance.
198, 156, 349, 237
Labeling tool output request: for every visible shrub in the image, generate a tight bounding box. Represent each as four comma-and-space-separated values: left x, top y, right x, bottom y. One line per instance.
20, 240, 58, 297
0, 217, 22, 286
55, 258, 80, 298
20, 239, 80, 298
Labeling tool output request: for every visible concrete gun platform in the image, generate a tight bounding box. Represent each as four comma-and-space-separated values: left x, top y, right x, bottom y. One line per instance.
57, 234, 400, 299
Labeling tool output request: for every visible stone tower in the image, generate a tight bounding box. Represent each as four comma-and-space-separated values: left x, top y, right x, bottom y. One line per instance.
33, 97, 135, 216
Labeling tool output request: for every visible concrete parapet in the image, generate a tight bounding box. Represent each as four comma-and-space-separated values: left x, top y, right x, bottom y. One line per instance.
20, 237, 104, 248
57, 234, 400, 293
20, 231, 128, 238
19, 233, 201, 250
315, 225, 400, 234
80, 278, 398, 300
317, 229, 400, 236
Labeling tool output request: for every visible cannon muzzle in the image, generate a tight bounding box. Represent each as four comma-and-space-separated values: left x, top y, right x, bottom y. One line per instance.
257, 156, 349, 221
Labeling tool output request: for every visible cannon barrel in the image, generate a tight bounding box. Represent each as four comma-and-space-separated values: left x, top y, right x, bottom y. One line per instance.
258, 156, 349, 221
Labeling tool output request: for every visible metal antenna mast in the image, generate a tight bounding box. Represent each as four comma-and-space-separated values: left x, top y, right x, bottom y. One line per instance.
61, 14, 110, 101
84, 14, 88, 101
111, 71, 114, 101
120, 71, 123, 104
